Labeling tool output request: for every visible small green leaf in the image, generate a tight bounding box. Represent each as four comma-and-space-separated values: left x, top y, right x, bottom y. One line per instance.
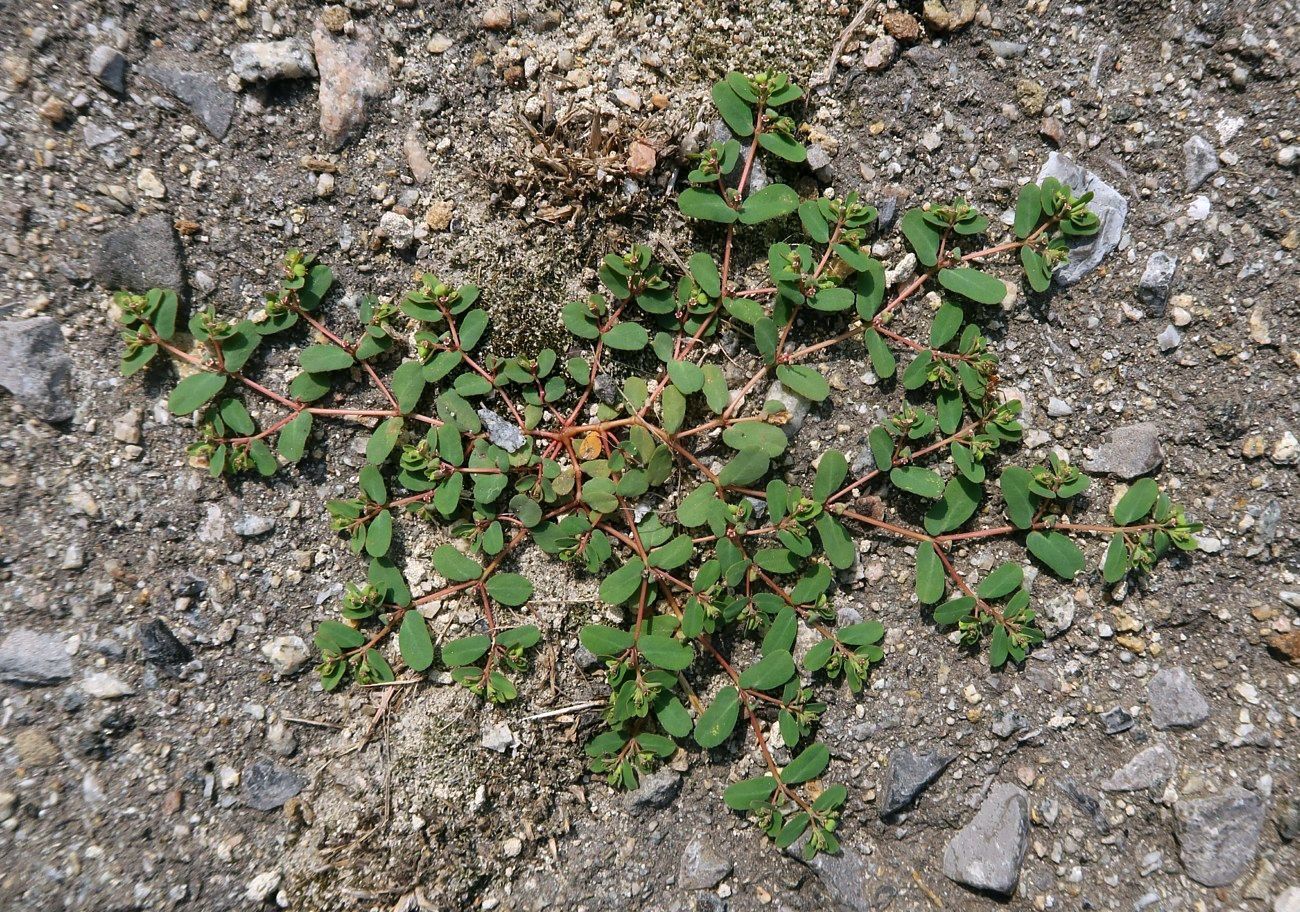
864, 330, 896, 380
580, 624, 633, 657
679, 188, 739, 223
900, 209, 940, 267
432, 544, 483, 582
915, 542, 946, 605
277, 411, 312, 463
738, 650, 795, 691
938, 268, 1007, 306
739, 184, 799, 224
600, 557, 645, 605
391, 361, 426, 414
694, 686, 740, 748
775, 364, 829, 402
299, 343, 355, 373
365, 508, 393, 558
1027, 530, 1085, 580
602, 322, 650, 352
442, 634, 490, 667
711, 81, 754, 137
638, 634, 693, 671
719, 449, 770, 487
781, 742, 830, 784
168, 372, 227, 415
932, 596, 975, 625
1013, 183, 1042, 239
977, 561, 1023, 599
688, 252, 721, 297
1000, 467, 1036, 528
486, 572, 533, 606
1102, 534, 1129, 583
1113, 478, 1159, 525
891, 466, 944, 499
398, 611, 435, 671
724, 776, 778, 810
723, 421, 787, 458
812, 449, 848, 502
366, 416, 404, 465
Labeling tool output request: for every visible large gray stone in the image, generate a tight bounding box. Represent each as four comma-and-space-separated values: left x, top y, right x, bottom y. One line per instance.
1137, 252, 1179, 308
313, 22, 389, 150
0, 317, 74, 422
1035, 152, 1128, 286
0, 629, 73, 685
1101, 744, 1176, 793
1083, 422, 1163, 479
94, 215, 185, 294
801, 842, 878, 912
141, 55, 235, 139
87, 45, 127, 94
877, 746, 954, 817
678, 836, 732, 890
942, 783, 1030, 897
1175, 786, 1267, 887
477, 408, 525, 453
1146, 666, 1210, 730
1183, 135, 1219, 190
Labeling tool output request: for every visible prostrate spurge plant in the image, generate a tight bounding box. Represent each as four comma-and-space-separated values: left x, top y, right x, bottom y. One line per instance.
117, 70, 1199, 857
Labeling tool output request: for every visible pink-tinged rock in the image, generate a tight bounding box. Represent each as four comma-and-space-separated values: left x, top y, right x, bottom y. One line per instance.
312, 22, 389, 151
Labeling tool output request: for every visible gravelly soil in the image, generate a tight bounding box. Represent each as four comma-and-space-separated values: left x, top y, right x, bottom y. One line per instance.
0, 1, 1297, 911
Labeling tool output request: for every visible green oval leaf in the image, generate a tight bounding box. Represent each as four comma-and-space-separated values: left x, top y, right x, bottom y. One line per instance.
398, 611, 435, 671
168, 372, 227, 415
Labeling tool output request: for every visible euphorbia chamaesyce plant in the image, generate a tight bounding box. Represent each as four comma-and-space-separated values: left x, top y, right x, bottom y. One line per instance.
117, 69, 1199, 857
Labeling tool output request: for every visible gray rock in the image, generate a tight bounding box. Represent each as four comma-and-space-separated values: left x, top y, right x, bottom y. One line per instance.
878, 746, 954, 817
231, 39, 317, 83
1278, 798, 1300, 842
139, 618, 192, 667
710, 119, 767, 193
1035, 152, 1127, 286
0, 317, 75, 422
240, 760, 305, 811
1183, 135, 1219, 190
988, 40, 1027, 59
764, 380, 811, 437
1101, 744, 1176, 793
1083, 422, 1163, 479
1038, 593, 1075, 638
94, 215, 185, 294
941, 783, 1030, 897
627, 768, 680, 810
141, 55, 236, 139
233, 514, 276, 537
795, 841, 877, 912
991, 710, 1029, 739
1175, 786, 1267, 887
84, 122, 123, 148
678, 836, 732, 889
0, 629, 73, 686
1100, 706, 1134, 735
313, 22, 389, 150
806, 143, 834, 181
863, 35, 898, 72
1147, 666, 1210, 730
377, 211, 414, 250
1157, 325, 1182, 352
87, 45, 127, 94
477, 408, 526, 453
1137, 252, 1178, 307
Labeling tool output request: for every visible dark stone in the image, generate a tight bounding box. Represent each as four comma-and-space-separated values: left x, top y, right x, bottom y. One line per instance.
877, 746, 954, 817
241, 760, 305, 811
1100, 706, 1134, 735
141, 55, 235, 139
626, 768, 680, 810
139, 619, 192, 667
94, 215, 185, 295
0, 317, 75, 422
